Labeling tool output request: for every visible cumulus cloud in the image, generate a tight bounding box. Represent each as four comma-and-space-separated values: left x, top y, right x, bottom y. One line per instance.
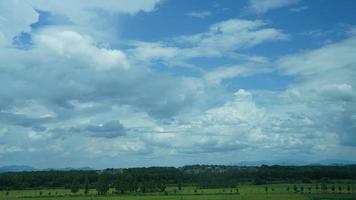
27, 0, 161, 23
0, 0, 38, 45
1, 0, 355, 167
34, 29, 130, 70
277, 36, 356, 147
0, 0, 161, 47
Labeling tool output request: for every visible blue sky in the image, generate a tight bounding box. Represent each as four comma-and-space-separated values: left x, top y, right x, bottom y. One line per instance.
0, 0, 356, 169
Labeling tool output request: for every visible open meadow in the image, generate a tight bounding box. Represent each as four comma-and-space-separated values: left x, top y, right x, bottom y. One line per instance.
1, 184, 356, 200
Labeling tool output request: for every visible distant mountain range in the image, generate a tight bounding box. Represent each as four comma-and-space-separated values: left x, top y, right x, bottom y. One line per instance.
235, 159, 356, 166
1, 160, 355, 173
0, 165, 35, 173
0, 165, 94, 173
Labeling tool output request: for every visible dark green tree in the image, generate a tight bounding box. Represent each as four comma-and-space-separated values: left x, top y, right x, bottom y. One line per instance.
140, 182, 147, 193
178, 182, 182, 191
115, 178, 129, 194
96, 176, 109, 195
331, 185, 335, 193
84, 178, 90, 195
70, 181, 80, 194
157, 182, 166, 192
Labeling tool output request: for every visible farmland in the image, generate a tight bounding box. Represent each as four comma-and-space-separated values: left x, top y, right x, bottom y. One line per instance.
1, 184, 356, 200
1, 165, 356, 200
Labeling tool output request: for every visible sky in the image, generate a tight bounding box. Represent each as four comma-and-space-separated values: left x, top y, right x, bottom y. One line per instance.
0, 0, 356, 169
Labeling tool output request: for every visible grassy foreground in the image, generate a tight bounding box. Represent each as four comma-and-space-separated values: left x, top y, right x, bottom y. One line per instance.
1, 185, 356, 200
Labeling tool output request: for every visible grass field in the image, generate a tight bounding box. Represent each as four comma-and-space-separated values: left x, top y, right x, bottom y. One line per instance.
1, 184, 356, 200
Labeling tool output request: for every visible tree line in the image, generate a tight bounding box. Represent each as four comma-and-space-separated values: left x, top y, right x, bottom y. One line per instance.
0, 165, 355, 194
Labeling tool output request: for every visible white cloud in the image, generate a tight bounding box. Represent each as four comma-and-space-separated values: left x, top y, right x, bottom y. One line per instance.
177, 19, 288, 51
34, 29, 130, 70
129, 19, 288, 67
0, 144, 22, 153
247, 0, 301, 14
289, 5, 308, 13
0, 0, 161, 47
186, 11, 211, 19
204, 66, 248, 85
277, 36, 356, 76
0, 0, 39, 45
277, 36, 356, 147
1, 0, 355, 166
203, 64, 269, 85
27, 0, 161, 22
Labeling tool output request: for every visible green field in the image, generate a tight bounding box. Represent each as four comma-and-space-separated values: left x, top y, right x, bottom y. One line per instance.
1, 184, 356, 200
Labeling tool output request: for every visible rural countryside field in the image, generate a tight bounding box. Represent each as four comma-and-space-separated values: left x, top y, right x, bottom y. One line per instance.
1, 184, 356, 200
1, 165, 356, 200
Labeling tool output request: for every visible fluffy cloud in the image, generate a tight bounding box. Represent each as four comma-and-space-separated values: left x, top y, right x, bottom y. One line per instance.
34, 29, 130, 70
0, 0, 38, 45
1, 0, 355, 167
277, 36, 356, 147
0, 0, 161, 47
27, 0, 161, 23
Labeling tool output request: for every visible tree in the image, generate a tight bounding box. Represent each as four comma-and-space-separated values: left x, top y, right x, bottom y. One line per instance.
293, 185, 298, 193
157, 182, 166, 192
84, 178, 90, 195
178, 182, 182, 191
115, 178, 129, 194
322, 184, 327, 192
70, 181, 80, 194
331, 185, 335, 193
265, 186, 268, 193
338, 186, 342, 193
286, 186, 290, 192
254, 177, 266, 185
96, 176, 109, 195
347, 185, 351, 193
140, 182, 148, 193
